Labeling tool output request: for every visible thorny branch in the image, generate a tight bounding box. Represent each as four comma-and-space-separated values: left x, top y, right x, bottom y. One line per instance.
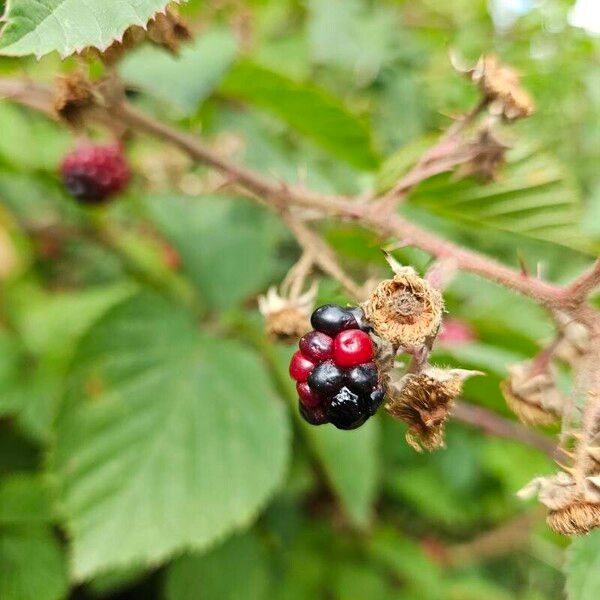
0, 77, 587, 309
2, 72, 600, 527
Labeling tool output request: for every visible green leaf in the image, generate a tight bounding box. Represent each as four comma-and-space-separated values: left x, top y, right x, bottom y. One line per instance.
220, 61, 379, 170
383, 143, 597, 254
120, 28, 238, 115
2, 284, 134, 441
0, 103, 71, 171
0, 329, 23, 417
307, 0, 396, 84
0, 527, 68, 600
52, 293, 290, 580
143, 195, 285, 310
164, 532, 270, 600
0, 0, 174, 58
566, 529, 600, 600
375, 135, 436, 194
0, 474, 57, 525
301, 418, 379, 527
369, 527, 444, 598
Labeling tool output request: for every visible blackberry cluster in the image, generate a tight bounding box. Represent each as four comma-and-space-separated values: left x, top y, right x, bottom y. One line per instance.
289, 304, 384, 430
61, 143, 130, 205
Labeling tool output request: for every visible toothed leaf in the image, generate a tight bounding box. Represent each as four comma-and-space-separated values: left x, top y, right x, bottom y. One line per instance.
51, 292, 290, 580
0, 0, 177, 58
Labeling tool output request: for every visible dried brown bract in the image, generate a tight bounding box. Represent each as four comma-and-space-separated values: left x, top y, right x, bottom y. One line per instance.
386, 367, 481, 451
363, 258, 443, 349
258, 285, 315, 343
467, 55, 535, 121
500, 361, 565, 426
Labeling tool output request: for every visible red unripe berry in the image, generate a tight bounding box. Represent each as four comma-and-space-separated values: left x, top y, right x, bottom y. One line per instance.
289, 351, 315, 382
61, 143, 130, 204
299, 331, 333, 363
296, 382, 321, 407
333, 329, 374, 368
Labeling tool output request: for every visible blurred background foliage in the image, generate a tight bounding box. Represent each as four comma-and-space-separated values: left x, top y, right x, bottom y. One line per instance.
0, 0, 599, 598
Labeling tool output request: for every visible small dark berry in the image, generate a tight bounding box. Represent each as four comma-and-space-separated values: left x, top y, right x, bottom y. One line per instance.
299, 331, 334, 363
310, 304, 358, 337
347, 306, 374, 333
326, 386, 369, 430
333, 329, 374, 368
307, 360, 344, 397
297, 382, 322, 408
346, 362, 378, 395
289, 351, 316, 383
61, 143, 130, 204
299, 401, 328, 426
369, 387, 385, 415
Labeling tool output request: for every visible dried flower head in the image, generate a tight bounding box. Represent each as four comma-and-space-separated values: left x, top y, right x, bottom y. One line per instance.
459, 54, 534, 121
553, 311, 589, 366
386, 366, 481, 451
258, 284, 316, 343
500, 361, 565, 426
519, 472, 600, 535
363, 257, 444, 349
457, 127, 510, 182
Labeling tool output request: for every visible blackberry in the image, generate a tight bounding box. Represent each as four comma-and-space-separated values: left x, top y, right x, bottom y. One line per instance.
289, 351, 316, 383
299, 330, 333, 363
346, 362, 378, 396
347, 306, 374, 333
307, 360, 344, 397
289, 302, 386, 430
333, 329, 374, 368
61, 143, 130, 204
369, 387, 385, 415
299, 401, 328, 426
310, 304, 357, 337
326, 386, 369, 430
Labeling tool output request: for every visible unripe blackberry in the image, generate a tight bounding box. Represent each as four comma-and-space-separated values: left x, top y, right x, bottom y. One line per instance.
61, 143, 130, 204
289, 302, 387, 431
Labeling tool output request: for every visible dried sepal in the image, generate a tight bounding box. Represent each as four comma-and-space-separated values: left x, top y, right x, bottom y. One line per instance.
456, 127, 510, 182
500, 361, 566, 426
456, 54, 534, 121
363, 257, 444, 349
258, 284, 316, 343
386, 366, 481, 451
